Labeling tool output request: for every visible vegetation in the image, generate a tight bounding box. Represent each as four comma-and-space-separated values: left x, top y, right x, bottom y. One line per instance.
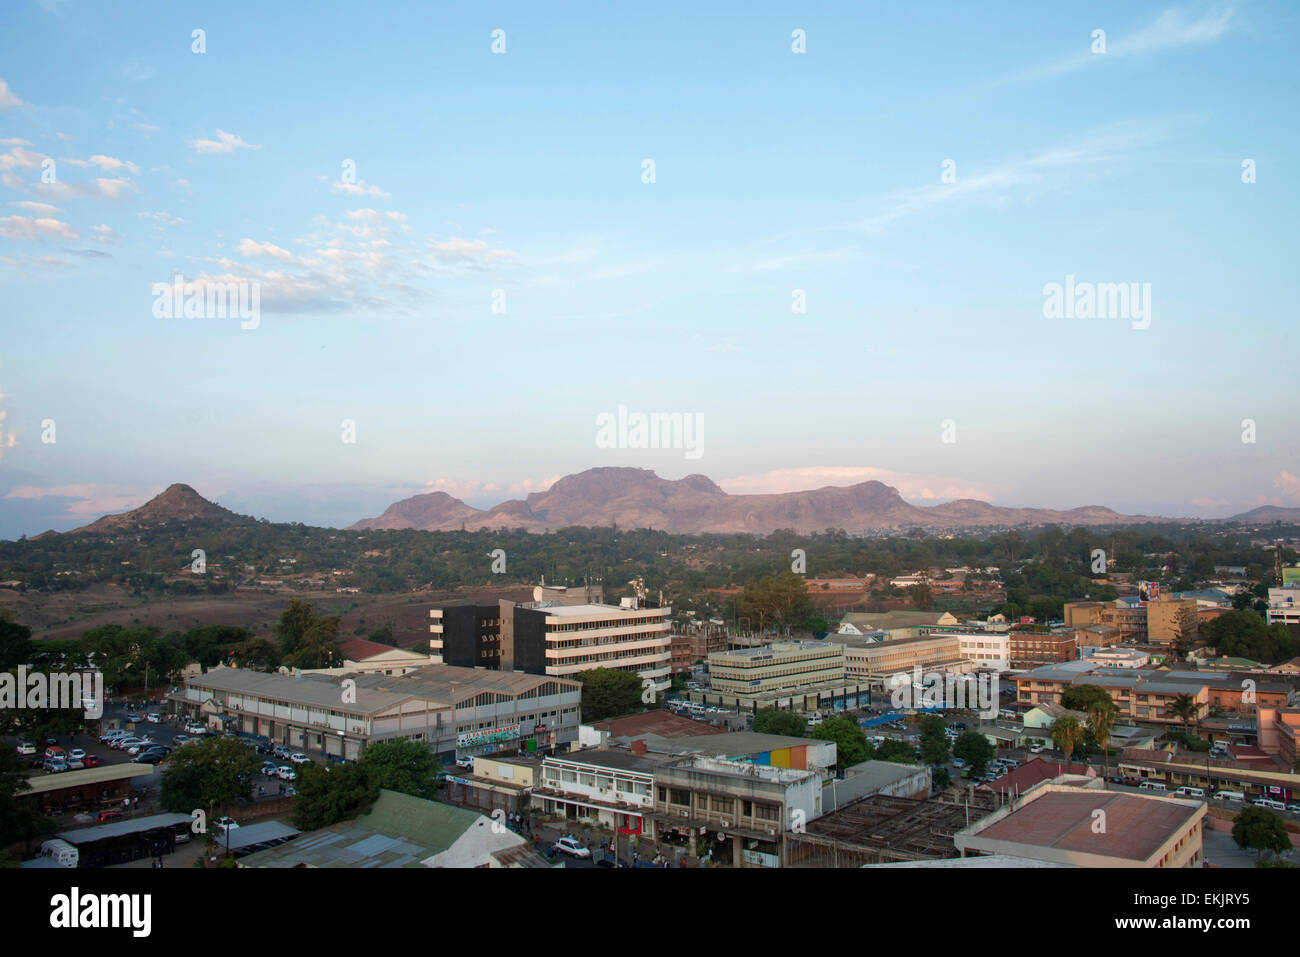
811, 716, 869, 772
952, 729, 995, 776
577, 668, 646, 722
1050, 715, 1085, 765
916, 713, 951, 766
1231, 806, 1291, 865
752, 707, 806, 737
159, 735, 264, 818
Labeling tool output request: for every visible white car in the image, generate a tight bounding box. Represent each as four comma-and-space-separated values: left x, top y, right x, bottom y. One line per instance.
126, 740, 156, 755
289, 752, 310, 764
16, 742, 36, 756
1028, 744, 1045, 754
213, 817, 240, 834
276, 766, 296, 780
68, 748, 86, 761
185, 724, 206, 735
455, 756, 474, 769
553, 837, 591, 859
113, 737, 145, 751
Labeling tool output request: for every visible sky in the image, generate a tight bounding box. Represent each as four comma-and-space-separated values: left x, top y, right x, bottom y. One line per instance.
0, 1, 1297, 538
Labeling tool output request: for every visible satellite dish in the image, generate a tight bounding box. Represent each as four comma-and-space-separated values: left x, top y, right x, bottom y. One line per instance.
533, 587, 544, 602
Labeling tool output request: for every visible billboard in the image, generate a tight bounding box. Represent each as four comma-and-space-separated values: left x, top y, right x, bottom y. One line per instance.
1138, 581, 1161, 603
1282, 567, 1300, 587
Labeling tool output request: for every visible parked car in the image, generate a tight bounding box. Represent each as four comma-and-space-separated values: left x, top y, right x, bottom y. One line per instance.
952, 757, 967, 768
83, 754, 100, 768
261, 761, 279, 776
1253, 798, 1286, 811
66, 758, 85, 770
214, 817, 240, 834
1286, 804, 1300, 814
96, 809, 123, 824
100, 730, 130, 744
1028, 744, 1045, 754
132, 751, 167, 764
126, 741, 157, 755
172, 734, 190, 745
111, 737, 143, 751
43, 758, 69, 773
276, 766, 296, 780
68, 748, 86, 761
289, 752, 310, 764
553, 837, 591, 858
455, 756, 474, 769
44, 746, 67, 761
145, 713, 162, 723
16, 741, 36, 755
184, 723, 206, 735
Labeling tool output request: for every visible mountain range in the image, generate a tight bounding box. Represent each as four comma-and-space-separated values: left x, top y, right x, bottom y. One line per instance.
349, 467, 1158, 534
58, 470, 1300, 537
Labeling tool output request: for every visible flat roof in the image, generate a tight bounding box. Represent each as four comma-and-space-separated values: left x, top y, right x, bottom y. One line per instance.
224, 821, 300, 852
58, 812, 193, 844
22, 763, 154, 795
546, 748, 664, 773
537, 603, 667, 617
665, 731, 825, 756
187, 667, 413, 714
968, 790, 1200, 862
355, 664, 580, 702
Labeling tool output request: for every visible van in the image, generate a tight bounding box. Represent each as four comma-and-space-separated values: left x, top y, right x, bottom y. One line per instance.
1214, 790, 1244, 803
1138, 781, 1167, 792
40, 839, 78, 868
1253, 798, 1286, 811
1173, 786, 1205, 799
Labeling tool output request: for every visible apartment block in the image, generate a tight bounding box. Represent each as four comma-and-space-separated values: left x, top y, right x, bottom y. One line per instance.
708, 641, 845, 699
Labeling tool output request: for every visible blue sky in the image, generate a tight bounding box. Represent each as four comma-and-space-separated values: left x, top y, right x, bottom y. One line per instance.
0, 1, 1297, 537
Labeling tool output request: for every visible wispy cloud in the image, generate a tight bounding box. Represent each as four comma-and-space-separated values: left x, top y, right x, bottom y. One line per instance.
0, 79, 24, 111
189, 129, 262, 155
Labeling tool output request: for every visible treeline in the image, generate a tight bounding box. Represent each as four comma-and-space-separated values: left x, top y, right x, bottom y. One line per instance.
2, 518, 1295, 606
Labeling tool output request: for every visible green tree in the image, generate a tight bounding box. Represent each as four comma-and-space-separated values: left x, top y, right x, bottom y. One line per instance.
812, 716, 869, 772
0, 617, 34, 670
1231, 806, 1291, 864
0, 747, 50, 846
360, 739, 440, 799
1050, 715, 1085, 765
752, 708, 806, 737
1168, 694, 1200, 734
916, 714, 950, 766
292, 761, 377, 831
1061, 683, 1116, 713
159, 735, 263, 817
1171, 606, 1198, 662
738, 572, 813, 633
1087, 699, 1120, 782
953, 729, 995, 776
577, 668, 644, 721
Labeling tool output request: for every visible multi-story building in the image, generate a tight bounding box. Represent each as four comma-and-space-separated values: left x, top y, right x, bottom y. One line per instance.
1009, 630, 1078, 669
954, 631, 1010, 671
841, 633, 973, 690
533, 749, 662, 837
708, 641, 846, 699
1267, 587, 1300, 628
1146, 597, 1200, 646
174, 664, 581, 762
431, 584, 672, 694
650, 756, 823, 867
668, 633, 694, 674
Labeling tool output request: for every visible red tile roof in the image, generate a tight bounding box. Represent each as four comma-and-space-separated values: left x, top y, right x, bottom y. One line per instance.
338, 638, 402, 661
977, 756, 1094, 795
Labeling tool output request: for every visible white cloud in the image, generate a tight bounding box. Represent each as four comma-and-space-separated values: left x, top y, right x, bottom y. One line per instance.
0, 79, 25, 111
345, 208, 408, 224
0, 215, 79, 240
10, 200, 59, 215
1274, 471, 1300, 503
66, 154, 140, 175
329, 178, 388, 198
189, 129, 262, 154
237, 238, 294, 260
1027, 7, 1235, 81
137, 210, 185, 226
91, 224, 118, 244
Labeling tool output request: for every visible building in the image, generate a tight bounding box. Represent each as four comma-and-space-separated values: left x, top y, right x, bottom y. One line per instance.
1082, 647, 1150, 669
650, 755, 823, 867
841, 632, 973, 689
442, 754, 539, 815
1009, 630, 1078, 669
668, 633, 694, 674
954, 631, 1010, 671
1267, 588, 1300, 628
708, 641, 846, 699
303, 638, 434, 677
432, 586, 672, 695
174, 664, 581, 761
1252, 707, 1300, 768
828, 760, 931, 809
955, 784, 1205, 867
239, 789, 545, 868
533, 749, 662, 837
1146, 597, 1200, 646
1116, 748, 1300, 802
836, 610, 959, 638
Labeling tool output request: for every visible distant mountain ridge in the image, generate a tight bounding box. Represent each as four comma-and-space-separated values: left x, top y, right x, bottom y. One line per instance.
349, 466, 1160, 534
73, 483, 254, 534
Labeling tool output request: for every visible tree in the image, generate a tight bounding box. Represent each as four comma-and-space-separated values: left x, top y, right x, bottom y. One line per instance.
752, 708, 806, 737
0, 747, 50, 848
1231, 806, 1291, 864
738, 572, 812, 633
359, 739, 440, 799
577, 668, 644, 721
0, 618, 34, 671
1050, 715, 1085, 765
916, 714, 950, 766
1168, 694, 1200, 734
159, 735, 263, 818
872, 739, 919, 764
812, 716, 869, 772
953, 729, 995, 776
1061, 683, 1115, 713
1087, 699, 1120, 783
292, 761, 377, 831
